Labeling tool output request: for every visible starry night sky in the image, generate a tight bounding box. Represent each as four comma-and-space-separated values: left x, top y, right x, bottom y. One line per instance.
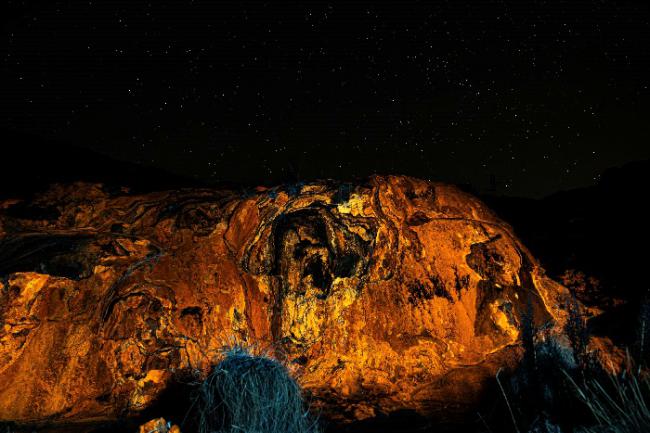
2, 1, 650, 197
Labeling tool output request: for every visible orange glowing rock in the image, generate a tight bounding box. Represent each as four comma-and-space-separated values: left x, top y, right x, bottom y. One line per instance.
0, 176, 595, 426
138, 417, 180, 433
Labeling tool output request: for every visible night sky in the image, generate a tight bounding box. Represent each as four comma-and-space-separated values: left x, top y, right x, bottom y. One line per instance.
2, 1, 649, 197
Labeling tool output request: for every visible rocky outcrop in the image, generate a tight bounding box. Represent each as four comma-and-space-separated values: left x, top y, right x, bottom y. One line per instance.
0, 176, 581, 427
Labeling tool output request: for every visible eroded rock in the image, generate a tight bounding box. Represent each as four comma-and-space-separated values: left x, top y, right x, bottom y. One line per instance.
0, 176, 587, 426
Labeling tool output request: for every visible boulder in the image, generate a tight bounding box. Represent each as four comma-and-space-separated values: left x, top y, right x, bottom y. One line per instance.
0, 175, 579, 426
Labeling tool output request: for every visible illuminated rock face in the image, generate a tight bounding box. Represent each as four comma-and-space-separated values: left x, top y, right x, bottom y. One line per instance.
0, 176, 574, 425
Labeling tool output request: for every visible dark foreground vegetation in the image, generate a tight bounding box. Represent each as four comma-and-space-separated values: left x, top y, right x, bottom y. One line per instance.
192, 348, 320, 433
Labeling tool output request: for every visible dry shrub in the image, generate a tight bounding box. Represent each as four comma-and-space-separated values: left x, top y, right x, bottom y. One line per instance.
565, 366, 650, 433
196, 347, 319, 433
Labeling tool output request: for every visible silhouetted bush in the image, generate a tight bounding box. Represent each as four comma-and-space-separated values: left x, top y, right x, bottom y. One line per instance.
195, 347, 319, 433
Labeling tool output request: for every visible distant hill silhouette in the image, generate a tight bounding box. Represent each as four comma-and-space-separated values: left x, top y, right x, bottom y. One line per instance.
483, 159, 650, 346
0, 130, 205, 199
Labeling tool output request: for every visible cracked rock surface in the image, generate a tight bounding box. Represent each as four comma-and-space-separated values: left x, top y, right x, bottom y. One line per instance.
0, 175, 577, 426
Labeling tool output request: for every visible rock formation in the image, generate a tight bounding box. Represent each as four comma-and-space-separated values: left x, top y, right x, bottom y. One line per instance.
0, 175, 588, 428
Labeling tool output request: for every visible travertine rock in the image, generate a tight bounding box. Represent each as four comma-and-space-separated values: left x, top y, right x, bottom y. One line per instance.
0, 176, 579, 426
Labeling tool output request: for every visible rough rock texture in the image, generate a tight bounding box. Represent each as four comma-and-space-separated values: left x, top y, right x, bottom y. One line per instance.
0, 175, 579, 426
138, 418, 180, 433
